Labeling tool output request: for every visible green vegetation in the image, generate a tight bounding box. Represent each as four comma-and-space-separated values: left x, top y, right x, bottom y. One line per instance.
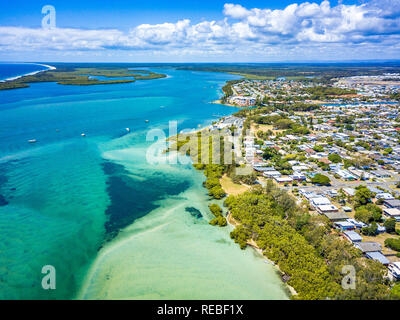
384, 238, 400, 252
384, 219, 397, 234
354, 204, 382, 224
302, 86, 357, 99
311, 174, 331, 186
221, 80, 242, 103
361, 222, 378, 236
328, 153, 342, 163
254, 114, 309, 135
0, 67, 166, 90
208, 204, 227, 227
168, 130, 228, 200
174, 63, 400, 83
225, 181, 390, 300
390, 283, 400, 299
354, 185, 373, 208
313, 145, 324, 152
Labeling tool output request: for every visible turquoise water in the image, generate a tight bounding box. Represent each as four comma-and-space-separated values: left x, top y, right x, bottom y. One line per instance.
0, 67, 289, 300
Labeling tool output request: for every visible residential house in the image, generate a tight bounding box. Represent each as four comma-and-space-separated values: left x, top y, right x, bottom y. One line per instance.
383, 208, 400, 222
343, 231, 363, 243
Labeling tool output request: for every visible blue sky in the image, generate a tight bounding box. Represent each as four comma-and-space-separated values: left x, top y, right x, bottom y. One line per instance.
0, 0, 399, 62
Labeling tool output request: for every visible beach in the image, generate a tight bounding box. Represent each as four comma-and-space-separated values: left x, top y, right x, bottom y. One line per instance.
0, 63, 56, 82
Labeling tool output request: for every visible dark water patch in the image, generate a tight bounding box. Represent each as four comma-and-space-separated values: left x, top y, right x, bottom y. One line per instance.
215, 238, 231, 245
185, 207, 203, 220
102, 161, 190, 241
102, 161, 125, 175
0, 194, 8, 206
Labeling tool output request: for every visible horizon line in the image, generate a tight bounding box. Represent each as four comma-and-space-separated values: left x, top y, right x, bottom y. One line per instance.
2, 59, 400, 64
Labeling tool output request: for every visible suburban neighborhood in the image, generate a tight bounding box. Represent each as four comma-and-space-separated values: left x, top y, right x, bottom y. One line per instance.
212, 73, 400, 283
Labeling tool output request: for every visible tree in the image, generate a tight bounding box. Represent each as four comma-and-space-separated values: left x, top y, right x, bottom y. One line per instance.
204, 178, 220, 190
390, 283, 400, 300
384, 238, 400, 251
383, 147, 393, 155
313, 145, 324, 152
311, 174, 331, 186
345, 124, 354, 131
328, 153, 342, 163
209, 186, 226, 199
354, 185, 373, 208
354, 204, 382, 223
361, 222, 378, 236
274, 118, 294, 130
384, 219, 397, 234
209, 203, 223, 217
209, 216, 227, 227
355, 208, 372, 224
263, 147, 279, 161
239, 173, 258, 185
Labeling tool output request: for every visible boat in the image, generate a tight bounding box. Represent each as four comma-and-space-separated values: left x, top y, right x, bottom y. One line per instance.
126, 128, 130, 132
145, 120, 149, 123
28, 139, 37, 143
81, 133, 86, 137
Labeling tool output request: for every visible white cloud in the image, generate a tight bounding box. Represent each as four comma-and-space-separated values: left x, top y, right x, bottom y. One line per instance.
223, 4, 250, 19
0, 1, 399, 61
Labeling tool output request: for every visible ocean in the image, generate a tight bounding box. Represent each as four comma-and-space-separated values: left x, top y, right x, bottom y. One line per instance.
0, 63, 50, 81
0, 65, 289, 300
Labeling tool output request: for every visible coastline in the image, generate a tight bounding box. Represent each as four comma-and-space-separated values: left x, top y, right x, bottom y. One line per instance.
227, 212, 297, 297
0, 63, 56, 83
175, 117, 296, 298
210, 99, 241, 108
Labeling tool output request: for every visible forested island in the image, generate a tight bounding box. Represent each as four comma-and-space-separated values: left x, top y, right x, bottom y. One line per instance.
0, 66, 166, 90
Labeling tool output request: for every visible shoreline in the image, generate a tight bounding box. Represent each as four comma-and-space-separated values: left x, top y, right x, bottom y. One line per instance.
210, 99, 241, 108
0, 63, 56, 83
226, 212, 297, 297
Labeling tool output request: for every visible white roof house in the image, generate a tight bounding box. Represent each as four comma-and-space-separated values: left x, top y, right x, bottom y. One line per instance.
383, 208, 400, 221
275, 176, 293, 183
343, 231, 363, 243
376, 193, 395, 200
310, 196, 331, 207
263, 171, 281, 178
343, 188, 356, 196
317, 204, 339, 213
292, 165, 309, 172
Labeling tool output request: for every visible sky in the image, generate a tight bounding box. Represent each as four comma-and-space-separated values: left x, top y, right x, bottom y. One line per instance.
0, 0, 399, 62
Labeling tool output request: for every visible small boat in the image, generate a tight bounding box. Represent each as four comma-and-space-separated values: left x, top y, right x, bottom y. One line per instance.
145, 120, 149, 123
126, 128, 130, 132
28, 139, 37, 143
81, 133, 86, 137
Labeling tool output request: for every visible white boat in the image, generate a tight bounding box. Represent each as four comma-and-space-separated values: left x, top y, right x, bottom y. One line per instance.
81, 133, 86, 137
126, 128, 130, 132
28, 139, 37, 143
145, 120, 149, 123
